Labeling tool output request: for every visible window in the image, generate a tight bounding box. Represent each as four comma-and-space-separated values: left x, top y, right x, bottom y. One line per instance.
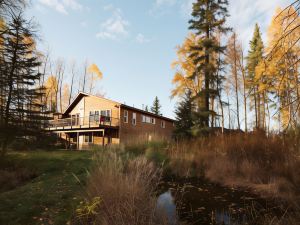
124, 110, 128, 123
161, 121, 165, 128
151, 118, 156, 124
101, 110, 111, 122
142, 115, 155, 124
72, 114, 80, 125
132, 113, 136, 125
89, 111, 95, 123
84, 133, 93, 143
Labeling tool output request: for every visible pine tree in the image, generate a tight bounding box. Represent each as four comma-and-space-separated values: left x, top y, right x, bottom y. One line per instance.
151, 96, 161, 115
174, 90, 195, 139
0, 14, 44, 154
188, 0, 230, 130
246, 23, 264, 130
145, 105, 149, 112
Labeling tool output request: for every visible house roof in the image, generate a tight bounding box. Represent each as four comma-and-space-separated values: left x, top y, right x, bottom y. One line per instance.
63, 92, 175, 122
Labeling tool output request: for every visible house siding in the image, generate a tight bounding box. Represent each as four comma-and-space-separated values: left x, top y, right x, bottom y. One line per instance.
119, 107, 174, 144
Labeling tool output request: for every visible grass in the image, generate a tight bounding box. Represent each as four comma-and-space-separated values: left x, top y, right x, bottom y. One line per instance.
74, 148, 169, 225
0, 150, 93, 225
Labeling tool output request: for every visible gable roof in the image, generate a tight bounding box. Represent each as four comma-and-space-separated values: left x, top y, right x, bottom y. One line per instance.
63, 92, 121, 115
63, 92, 175, 122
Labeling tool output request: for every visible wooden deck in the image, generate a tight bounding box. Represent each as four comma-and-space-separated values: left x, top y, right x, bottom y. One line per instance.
47, 116, 119, 131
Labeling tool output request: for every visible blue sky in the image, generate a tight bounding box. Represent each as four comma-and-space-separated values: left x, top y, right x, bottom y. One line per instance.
27, 0, 291, 119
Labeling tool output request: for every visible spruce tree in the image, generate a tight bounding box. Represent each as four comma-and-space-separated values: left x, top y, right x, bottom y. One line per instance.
145, 105, 149, 112
0, 14, 44, 154
151, 96, 161, 115
246, 23, 264, 129
174, 90, 194, 139
188, 0, 230, 131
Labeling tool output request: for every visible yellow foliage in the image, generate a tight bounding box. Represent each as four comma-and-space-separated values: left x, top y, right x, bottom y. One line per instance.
88, 63, 103, 79
171, 33, 203, 98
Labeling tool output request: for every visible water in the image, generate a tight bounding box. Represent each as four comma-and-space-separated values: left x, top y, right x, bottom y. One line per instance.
157, 177, 283, 225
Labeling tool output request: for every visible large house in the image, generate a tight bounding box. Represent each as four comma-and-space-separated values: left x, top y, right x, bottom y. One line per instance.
48, 92, 175, 149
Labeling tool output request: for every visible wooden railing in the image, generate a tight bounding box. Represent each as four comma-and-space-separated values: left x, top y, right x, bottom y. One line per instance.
47, 115, 119, 130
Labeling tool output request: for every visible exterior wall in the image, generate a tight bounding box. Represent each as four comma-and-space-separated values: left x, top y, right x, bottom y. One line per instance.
119, 107, 174, 144
68, 95, 120, 121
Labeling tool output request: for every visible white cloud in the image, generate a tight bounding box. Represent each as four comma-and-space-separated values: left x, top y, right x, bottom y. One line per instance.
38, 0, 83, 15
96, 7, 130, 40
135, 33, 152, 44
227, 0, 291, 49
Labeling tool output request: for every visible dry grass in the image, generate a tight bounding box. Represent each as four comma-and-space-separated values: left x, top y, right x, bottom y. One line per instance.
166, 133, 300, 203
74, 148, 168, 225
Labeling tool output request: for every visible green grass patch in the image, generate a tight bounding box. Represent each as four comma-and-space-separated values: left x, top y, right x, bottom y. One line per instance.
0, 150, 93, 225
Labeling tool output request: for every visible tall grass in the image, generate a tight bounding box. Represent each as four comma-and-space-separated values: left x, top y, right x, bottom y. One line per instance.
167, 133, 300, 203
75, 147, 168, 225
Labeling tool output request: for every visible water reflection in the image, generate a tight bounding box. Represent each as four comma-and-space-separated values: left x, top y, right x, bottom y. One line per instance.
157, 191, 178, 224
157, 177, 282, 225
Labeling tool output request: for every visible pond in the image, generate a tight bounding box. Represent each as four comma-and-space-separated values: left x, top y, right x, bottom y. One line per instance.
157, 177, 285, 225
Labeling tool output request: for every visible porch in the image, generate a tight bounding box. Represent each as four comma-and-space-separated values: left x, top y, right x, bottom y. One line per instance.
47, 115, 119, 131
55, 128, 119, 149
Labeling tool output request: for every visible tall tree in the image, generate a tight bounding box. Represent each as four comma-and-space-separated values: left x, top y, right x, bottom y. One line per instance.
226, 32, 242, 130
189, 0, 230, 130
0, 14, 44, 154
246, 23, 265, 130
151, 96, 161, 115
87, 63, 103, 94
261, 7, 300, 131
174, 90, 195, 139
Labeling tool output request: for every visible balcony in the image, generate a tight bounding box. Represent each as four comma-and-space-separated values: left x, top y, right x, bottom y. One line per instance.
47, 115, 119, 131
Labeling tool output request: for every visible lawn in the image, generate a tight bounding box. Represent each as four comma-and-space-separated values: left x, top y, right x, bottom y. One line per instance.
0, 150, 93, 225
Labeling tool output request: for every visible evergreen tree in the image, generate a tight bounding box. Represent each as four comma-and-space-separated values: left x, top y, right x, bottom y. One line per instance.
246, 23, 264, 129
188, 0, 230, 131
0, 14, 44, 155
145, 105, 149, 112
151, 96, 161, 115
174, 90, 195, 139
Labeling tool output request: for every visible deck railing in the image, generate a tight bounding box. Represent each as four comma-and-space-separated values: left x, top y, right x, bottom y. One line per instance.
48, 115, 119, 130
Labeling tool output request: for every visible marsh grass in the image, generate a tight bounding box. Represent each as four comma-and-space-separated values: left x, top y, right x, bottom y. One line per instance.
166, 133, 300, 203
75, 147, 169, 225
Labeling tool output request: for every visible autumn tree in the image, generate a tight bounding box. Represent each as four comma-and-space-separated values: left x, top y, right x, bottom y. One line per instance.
261, 7, 300, 131
226, 32, 242, 129
171, 33, 200, 98
87, 63, 103, 94
189, 0, 231, 131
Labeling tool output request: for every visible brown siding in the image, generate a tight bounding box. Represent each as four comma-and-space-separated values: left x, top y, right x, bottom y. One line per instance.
119, 107, 174, 144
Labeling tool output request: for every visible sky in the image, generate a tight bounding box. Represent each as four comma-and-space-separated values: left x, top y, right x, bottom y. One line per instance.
26, 0, 292, 119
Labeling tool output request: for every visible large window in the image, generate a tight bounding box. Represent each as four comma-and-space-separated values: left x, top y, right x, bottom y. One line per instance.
124, 110, 128, 123
132, 113, 136, 125
161, 121, 165, 128
142, 115, 155, 124
100, 110, 111, 122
